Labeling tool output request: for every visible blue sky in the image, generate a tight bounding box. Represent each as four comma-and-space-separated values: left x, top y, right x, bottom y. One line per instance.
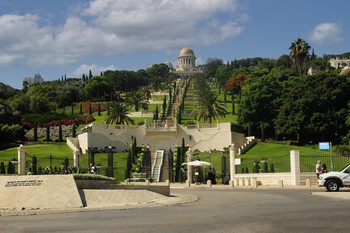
0, 0, 349, 89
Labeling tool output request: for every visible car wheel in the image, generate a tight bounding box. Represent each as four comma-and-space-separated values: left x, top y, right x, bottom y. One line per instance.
325, 179, 340, 192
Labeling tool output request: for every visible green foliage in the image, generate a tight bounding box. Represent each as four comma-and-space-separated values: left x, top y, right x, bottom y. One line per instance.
269, 163, 275, 173
334, 145, 350, 157
245, 167, 249, 173
0, 124, 24, 143
33, 123, 38, 141
289, 38, 311, 76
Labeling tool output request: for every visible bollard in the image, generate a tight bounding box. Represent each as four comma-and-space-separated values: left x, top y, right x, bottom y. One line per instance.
305, 179, 311, 188
207, 180, 212, 188
252, 178, 258, 188
245, 177, 251, 186
278, 179, 284, 188
185, 179, 191, 188
145, 179, 150, 185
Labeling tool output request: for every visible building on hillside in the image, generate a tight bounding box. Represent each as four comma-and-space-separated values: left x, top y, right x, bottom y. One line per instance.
171, 47, 204, 79
329, 57, 350, 69
23, 73, 44, 86
307, 67, 320, 75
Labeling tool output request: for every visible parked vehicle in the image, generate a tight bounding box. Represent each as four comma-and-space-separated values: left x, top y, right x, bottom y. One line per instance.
318, 164, 350, 191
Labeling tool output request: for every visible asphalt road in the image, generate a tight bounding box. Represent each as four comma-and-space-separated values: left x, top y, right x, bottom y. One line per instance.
1, 189, 350, 233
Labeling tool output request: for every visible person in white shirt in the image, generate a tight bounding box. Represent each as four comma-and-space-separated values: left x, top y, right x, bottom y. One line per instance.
316, 160, 322, 179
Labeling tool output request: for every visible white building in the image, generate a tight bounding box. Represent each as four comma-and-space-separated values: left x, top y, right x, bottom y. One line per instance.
329, 57, 350, 69
172, 47, 204, 78
23, 73, 44, 86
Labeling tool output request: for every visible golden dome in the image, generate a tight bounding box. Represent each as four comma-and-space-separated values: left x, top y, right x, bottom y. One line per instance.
179, 47, 195, 56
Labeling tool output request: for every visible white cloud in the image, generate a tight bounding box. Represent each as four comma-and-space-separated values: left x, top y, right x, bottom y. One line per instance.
0, 0, 245, 67
309, 23, 342, 45
69, 64, 118, 78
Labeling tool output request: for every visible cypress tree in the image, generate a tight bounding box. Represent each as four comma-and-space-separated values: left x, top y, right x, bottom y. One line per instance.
46, 124, 50, 141
7, 162, 14, 174
155, 105, 159, 120
89, 70, 93, 79
89, 103, 92, 115
224, 92, 227, 102
177, 108, 182, 124
71, 104, 74, 115
0, 162, 5, 174
107, 103, 110, 116
241, 167, 245, 173
33, 123, 38, 141
263, 161, 269, 173
125, 151, 132, 179
63, 105, 65, 114
245, 167, 249, 173
98, 103, 101, 116
269, 164, 275, 173
232, 101, 235, 115
80, 103, 83, 114
72, 125, 76, 138
58, 124, 63, 142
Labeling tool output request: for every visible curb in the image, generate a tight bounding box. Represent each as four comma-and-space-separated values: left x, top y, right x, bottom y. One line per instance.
0, 193, 198, 217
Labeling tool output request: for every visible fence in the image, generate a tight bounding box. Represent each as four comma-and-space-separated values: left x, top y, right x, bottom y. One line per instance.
237, 153, 291, 173
300, 152, 350, 172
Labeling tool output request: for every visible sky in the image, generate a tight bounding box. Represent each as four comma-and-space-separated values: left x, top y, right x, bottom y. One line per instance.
0, 0, 349, 89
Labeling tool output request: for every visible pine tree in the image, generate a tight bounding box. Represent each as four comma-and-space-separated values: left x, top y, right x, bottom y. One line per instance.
33, 123, 38, 141
0, 162, 5, 174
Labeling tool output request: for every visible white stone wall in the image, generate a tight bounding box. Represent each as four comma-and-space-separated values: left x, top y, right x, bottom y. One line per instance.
76, 122, 247, 153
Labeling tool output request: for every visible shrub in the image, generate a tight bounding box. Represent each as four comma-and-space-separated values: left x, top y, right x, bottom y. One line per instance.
245, 167, 249, 173
269, 163, 275, 173
0, 162, 5, 174
73, 174, 116, 181
7, 161, 15, 174
334, 145, 350, 157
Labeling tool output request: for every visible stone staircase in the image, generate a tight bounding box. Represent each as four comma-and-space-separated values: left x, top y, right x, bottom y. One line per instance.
151, 150, 164, 182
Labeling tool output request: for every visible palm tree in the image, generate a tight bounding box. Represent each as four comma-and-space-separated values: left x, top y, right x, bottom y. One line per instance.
125, 91, 149, 112
192, 90, 228, 124
139, 86, 152, 100
289, 38, 311, 76
105, 101, 135, 125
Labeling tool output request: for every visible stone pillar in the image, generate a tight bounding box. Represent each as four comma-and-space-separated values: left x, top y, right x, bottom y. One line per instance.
229, 144, 236, 187
17, 144, 25, 175
186, 148, 193, 186
290, 150, 300, 185
73, 151, 80, 168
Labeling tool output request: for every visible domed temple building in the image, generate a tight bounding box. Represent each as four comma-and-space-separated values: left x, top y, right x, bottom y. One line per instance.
171, 47, 203, 78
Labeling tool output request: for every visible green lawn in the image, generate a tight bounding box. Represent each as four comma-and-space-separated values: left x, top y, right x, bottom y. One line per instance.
0, 143, 129, 181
